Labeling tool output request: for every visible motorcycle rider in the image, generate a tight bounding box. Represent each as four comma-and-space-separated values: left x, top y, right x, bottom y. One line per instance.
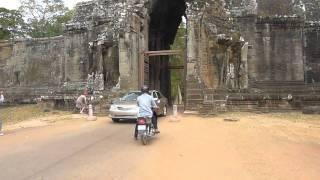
134, 85, 159, 139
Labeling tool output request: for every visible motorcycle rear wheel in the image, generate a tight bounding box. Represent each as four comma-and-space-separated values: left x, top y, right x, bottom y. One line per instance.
141, 134, 148, 145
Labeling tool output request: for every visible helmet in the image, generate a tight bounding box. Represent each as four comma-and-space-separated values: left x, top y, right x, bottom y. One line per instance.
141, 85, 149, 93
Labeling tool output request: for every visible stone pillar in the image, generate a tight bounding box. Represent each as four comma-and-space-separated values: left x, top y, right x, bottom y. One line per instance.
236, 16, 258, 84
96, 44, 104, 74
119, 33, 134, 90
240, 42, 249, 88
186, 18, 198, 78
185, 16, 204, 111
119, 14, 147, 91
262, 23, 271, 80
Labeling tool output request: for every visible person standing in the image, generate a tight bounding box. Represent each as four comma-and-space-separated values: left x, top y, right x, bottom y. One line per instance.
0, 91, 5, 136
76, 91, 87, 114
0, 91, 4, 103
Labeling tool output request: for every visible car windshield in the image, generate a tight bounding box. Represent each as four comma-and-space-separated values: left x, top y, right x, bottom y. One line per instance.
121, 92, 141, 101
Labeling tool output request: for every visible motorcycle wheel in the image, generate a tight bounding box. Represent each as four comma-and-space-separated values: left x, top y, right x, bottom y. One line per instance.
141, 134, 148, 145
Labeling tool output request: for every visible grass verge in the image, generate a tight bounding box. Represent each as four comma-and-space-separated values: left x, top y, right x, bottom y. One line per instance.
0, 104, 71, 125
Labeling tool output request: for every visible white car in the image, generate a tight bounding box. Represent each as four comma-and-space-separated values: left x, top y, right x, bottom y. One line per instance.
109, 90, 168, 122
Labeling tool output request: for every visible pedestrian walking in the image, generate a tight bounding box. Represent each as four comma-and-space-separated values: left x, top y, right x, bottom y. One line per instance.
0, 122, 3, 136
0, 91, 5, 136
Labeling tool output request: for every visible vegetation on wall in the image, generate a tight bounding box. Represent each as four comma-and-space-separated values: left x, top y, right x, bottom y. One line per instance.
303, 0, 320, 20
170, 24, 186, 101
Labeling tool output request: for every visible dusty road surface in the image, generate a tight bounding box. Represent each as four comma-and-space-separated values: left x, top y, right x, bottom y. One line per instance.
0, 112, 320, 180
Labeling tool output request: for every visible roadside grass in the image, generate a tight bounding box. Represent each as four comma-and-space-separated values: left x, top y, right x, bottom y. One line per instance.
0, 104, 72, 125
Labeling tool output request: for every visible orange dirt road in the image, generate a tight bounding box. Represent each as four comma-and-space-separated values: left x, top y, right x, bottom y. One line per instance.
0, 113, 319, 180
130, 113, 320, 180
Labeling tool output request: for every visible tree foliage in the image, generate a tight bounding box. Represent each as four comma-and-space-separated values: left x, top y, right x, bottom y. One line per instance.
0, 8, 26, 40
170, 24, 186, 100
19, 0, 74, 38
304, 0, 320, 20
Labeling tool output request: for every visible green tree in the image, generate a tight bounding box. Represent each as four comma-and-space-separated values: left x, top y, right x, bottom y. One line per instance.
0, 8, 27, 40
303, 0, 320, 20
19, 0, 74, 38
41, 9, 74, 37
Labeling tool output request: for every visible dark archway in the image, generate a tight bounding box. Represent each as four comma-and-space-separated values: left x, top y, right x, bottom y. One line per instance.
148, 0, 186, 102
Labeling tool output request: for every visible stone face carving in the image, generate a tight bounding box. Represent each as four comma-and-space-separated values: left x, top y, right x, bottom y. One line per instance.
96, 73, 105, 91
226, 63, 235, 88
87, 73, 95, 92
240, 42, 249, 89
228, 0, 257, 16
112, 77, 121, 91
243, 0, 258, 15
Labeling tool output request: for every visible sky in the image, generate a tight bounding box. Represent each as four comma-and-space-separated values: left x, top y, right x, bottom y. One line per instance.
0, 0, 89, 10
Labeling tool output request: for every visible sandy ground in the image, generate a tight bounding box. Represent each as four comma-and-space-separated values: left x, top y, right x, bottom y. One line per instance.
0, 112, 319, 180
130, 112, 320, 180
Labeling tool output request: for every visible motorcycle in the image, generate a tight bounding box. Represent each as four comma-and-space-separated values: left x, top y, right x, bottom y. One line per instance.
136, 116, 157, 145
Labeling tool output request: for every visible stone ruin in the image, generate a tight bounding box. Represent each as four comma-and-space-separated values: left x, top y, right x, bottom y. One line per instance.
0, 0, 319, 114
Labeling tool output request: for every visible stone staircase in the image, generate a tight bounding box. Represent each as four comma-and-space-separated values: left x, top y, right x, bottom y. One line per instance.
185, 76, 204, 112
200, 91, 229, 114
250, 81, 320, 94
197, 83, 320, 114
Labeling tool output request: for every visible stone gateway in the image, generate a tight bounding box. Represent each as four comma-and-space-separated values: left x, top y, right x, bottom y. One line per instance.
0, 0, 319, 113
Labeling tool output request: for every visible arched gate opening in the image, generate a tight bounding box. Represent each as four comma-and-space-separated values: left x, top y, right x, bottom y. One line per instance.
145, 0, 187, 104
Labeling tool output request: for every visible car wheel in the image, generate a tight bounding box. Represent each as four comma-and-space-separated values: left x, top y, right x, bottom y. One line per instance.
162, 106, 167, 116
112, 118, 120, 123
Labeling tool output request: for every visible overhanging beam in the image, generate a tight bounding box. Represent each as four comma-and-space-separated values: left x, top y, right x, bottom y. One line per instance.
168, 65, 184, 69
144, 50, 182, 57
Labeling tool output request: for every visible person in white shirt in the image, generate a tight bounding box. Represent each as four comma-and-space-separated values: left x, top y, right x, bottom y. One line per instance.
0, 91, 4, 136
0, 91, 4, 103
76, 91, 88, 114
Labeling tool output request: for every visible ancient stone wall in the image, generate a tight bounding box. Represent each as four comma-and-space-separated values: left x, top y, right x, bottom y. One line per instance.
1, 0, 319, 113
63, 31, 90, 82
304, 22, 320, 83
239, 17, 305, 83
0, 0, 149, 101
0, 37, 65, 88
185, 1, 320, 113
119, 13, 148, 90
185, 1, 247, 111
